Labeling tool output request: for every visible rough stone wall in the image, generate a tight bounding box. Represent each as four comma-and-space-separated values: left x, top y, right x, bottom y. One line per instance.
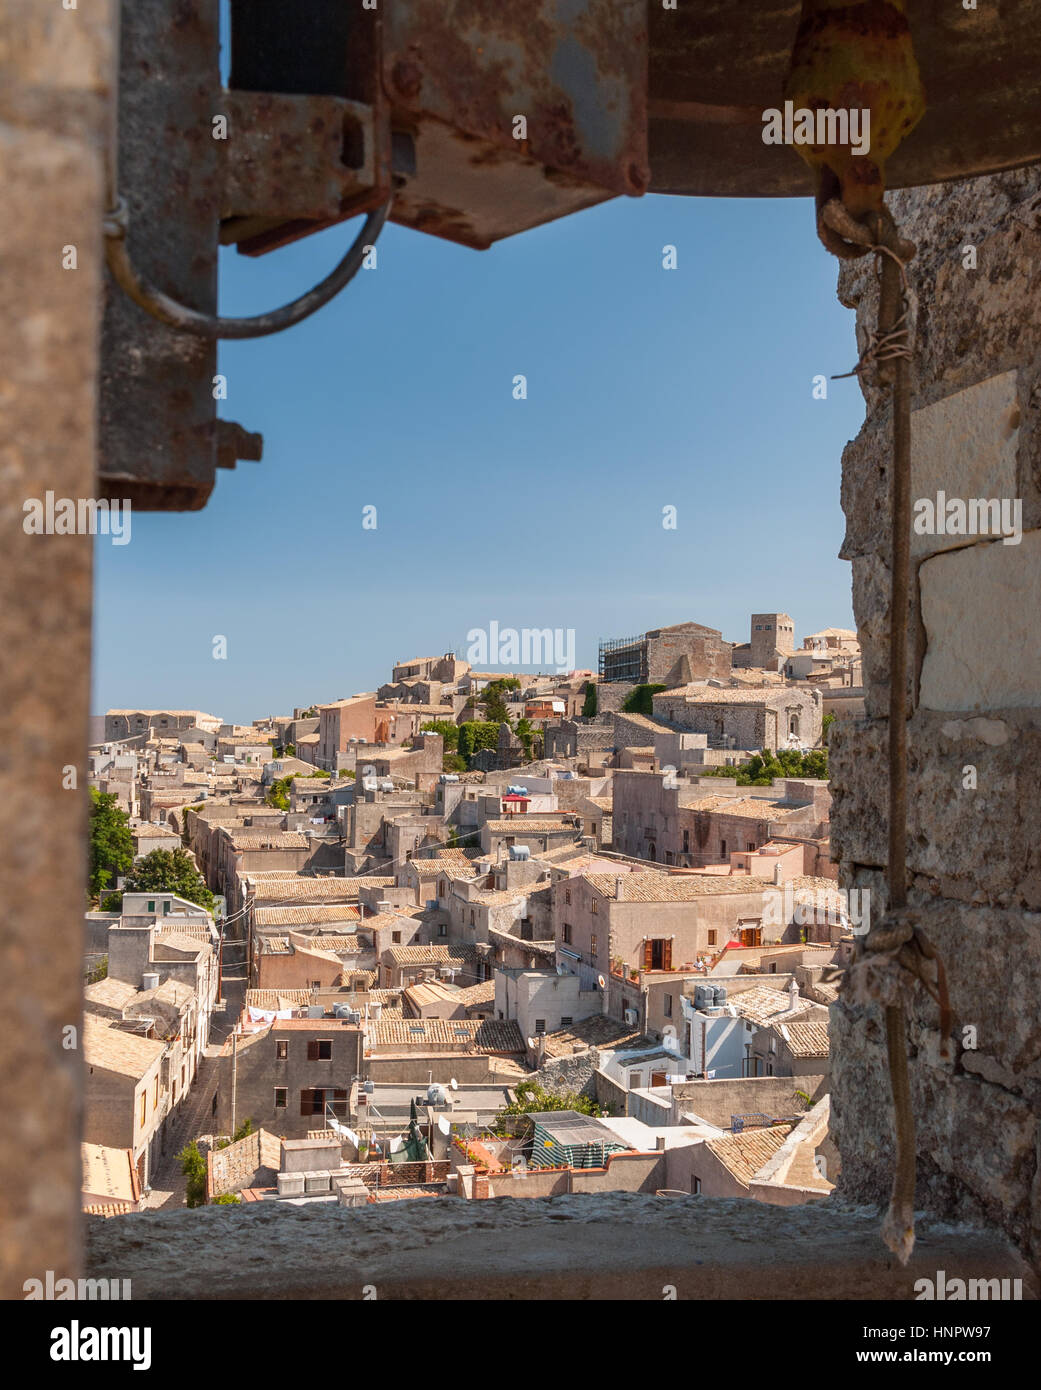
0, 0, 116, 1298
532, 1049, 605, 1101
208, 1130, 264, 1197
830, 165, 1041, 1260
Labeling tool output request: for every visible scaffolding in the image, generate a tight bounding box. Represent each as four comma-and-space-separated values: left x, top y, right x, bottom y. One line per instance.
598, 633, 646, 684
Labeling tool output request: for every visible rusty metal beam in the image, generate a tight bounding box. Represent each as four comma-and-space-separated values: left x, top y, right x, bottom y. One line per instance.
99, 0, 258, 511
647, 0, 1041, 198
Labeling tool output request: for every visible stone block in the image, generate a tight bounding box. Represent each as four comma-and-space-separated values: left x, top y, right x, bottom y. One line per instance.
276, 1173, 304, 1197
909, 372, 1021, 560
281, 1138, 340, 1173
303, 1171, 331, 1194
829, 710, 1041, 909
919, 530, 1041, 711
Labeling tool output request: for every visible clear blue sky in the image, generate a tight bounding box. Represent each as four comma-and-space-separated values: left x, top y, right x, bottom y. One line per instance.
93, 189, 865, 725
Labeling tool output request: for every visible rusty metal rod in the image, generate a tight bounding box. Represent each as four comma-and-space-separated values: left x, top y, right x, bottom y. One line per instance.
874, 206, 917, 1264
103, 197, 392, 340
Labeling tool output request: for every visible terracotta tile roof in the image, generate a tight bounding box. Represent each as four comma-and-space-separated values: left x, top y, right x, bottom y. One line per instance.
82, 1142, 138, 1204
583, 871, 774, 902
157, 920, 213, 942
456, 980, 496, 1006
728, 986, 816, 1028
320, 694, 376, 709
775, 1019, 831, 1058
368, 1017, 524, 1053
706, 1125, 793, 1185
383, 943, 478, 967
253, 905, 362, 927
675, 794, 788, 817
403, 979, 463, 1009
150, 931, 205, 956
541, 1016, 648, 1058
84, 978, 139, 1014
245, 878, 391, 904
338, 969, 377, 989
229, 831, 310, 849
368, 989, 404, 1009
302, 933, 362, 953
83, 1202, 135, 1218
83, 1016, 164, 1077
242, 869, 314, 879
245, 989, 311, 1010
658, 685, 800, 705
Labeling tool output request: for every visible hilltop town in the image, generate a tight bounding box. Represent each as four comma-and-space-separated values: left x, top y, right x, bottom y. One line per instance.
83, 612, 862, 1215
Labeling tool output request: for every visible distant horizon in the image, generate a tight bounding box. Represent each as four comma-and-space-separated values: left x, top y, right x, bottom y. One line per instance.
91, 604, 856, 724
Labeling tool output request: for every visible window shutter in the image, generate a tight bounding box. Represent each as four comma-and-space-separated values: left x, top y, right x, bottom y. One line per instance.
307, 1041, 319, 1061
300, 1089, 313, 1116
663, 940, 673, 971
643, 940, 653, 970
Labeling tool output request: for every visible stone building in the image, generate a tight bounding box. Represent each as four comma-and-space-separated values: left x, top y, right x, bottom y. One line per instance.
104, 709, 221, 742
553, 871, 778, 993
652, 683, 823, 752
610, 770, 830, 867
217, 1017, 364, 1139
315, 694, 378, 770
749, 613, 796, 671
598, 621, 732, 686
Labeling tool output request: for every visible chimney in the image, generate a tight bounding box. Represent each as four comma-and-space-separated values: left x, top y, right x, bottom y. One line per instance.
615, 876, 625, 901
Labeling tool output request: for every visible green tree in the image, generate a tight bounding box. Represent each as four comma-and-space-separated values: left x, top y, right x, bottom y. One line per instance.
821, 712, 836, 745
284, 743, 296, 757
491, 1082, 608, 1137
123, 848, 215, 911
480, 677, 519, 726
442, 753, 467, 774
700, 747, 828, 785
581, 681, 598, 717
178, 1140, 208, 1208
88, 786, 134, 900
85, 956, 108, 984
265, 774, 293, 811
621, 684, 666, 717
420, 719, 460, 752
212, 1192, 241, 1205
457, 720, 501, 766
215, 1118, 254, 1151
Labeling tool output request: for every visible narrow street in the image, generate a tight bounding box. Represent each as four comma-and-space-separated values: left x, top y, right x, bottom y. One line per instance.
140, 941, 247, 1210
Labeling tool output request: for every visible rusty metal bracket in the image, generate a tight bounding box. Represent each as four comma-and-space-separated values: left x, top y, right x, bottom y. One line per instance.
104, 195, 392, 340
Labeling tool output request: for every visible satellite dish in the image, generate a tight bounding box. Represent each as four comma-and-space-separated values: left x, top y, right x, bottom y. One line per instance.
449, 1078, 458, 1090
437, 1115, 451, 1135
597, 974, 607, 990
527, 1037, 538, 1049
555, 963, 565, 976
